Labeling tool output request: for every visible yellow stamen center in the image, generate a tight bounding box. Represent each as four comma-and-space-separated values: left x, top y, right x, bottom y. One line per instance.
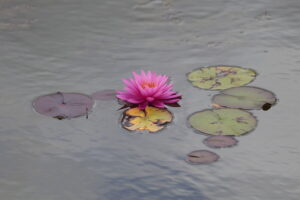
141, 82, 156, 89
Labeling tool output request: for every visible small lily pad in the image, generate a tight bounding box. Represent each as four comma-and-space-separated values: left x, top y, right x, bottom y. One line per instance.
203, 136, 238, 148
212, 86, 277, 110
121, 106, 173, 132
186, 150, 219, 164
187, 65, 256, 90
188, 108, 257, 136
33, 92, 94, 119
91, 89, 116, 101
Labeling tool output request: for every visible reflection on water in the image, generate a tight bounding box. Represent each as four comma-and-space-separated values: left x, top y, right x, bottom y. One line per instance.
0, 0, 300, 199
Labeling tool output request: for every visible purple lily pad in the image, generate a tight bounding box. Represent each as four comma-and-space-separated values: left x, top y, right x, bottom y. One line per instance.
32, 92, 94, 119
203, 136, 238, 148
91, 90, 116, 101
186, 150, 219, 164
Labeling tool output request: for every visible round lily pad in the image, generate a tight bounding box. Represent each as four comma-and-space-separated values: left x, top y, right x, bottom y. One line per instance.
203, 136, 238, 148
121, 106, 173, 133
33, 92, 94, 120
186, 150, 219, 164
212, 86, 277, 110
188, 108, 257, 136
187, 65, 256, 90
91, 89, 116, 101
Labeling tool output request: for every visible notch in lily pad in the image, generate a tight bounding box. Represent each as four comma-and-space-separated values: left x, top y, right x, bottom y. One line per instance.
32, 92, 94, 120
187, 65, 256, 90
121, 106, 173, 133
188, 108, 257, 136
212, 86, 277, 110
186, 150, 219, 164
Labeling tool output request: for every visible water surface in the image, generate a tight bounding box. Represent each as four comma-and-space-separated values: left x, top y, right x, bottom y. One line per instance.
0, 0, 300, 199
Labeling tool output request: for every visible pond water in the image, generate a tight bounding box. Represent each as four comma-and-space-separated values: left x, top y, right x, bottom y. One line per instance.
1, 0, 300, 199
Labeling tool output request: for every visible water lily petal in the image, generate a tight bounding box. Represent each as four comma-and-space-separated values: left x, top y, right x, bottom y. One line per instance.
151, 101, 165, 108
117, 70, 181, 109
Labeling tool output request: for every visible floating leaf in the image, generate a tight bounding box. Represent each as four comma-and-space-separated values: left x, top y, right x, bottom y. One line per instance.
121, 106, 173, 132
188, 108, 257, 136
91, 89, 116, 101
203, 136, 238, 148
212, 86, 277, 110
186, 150, 219, 164
33, 92, 94, 119
187, 65, 256, 90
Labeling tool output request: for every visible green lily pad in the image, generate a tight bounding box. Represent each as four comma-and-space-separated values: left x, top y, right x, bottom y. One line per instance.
212, 86, 277, 110
187, 65, 256, 90
188, 108, 257, 136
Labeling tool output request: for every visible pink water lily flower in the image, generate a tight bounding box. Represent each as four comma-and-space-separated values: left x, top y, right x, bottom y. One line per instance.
117, 70, 182, 109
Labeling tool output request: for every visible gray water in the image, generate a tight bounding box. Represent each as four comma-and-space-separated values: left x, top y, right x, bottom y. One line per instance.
1, 0, 300, 199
